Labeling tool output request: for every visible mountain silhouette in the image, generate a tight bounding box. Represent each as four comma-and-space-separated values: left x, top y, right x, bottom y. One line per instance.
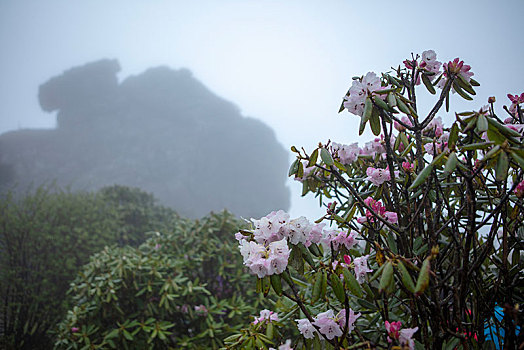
0, 59, 290, 218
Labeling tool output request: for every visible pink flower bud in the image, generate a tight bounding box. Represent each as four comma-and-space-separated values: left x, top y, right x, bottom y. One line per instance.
515, 180, 524, 198
71, 327, 80, 333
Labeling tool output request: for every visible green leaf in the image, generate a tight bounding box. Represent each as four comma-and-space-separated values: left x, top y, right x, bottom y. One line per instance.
470, 78, 480, 86
320, 271, 328, 301
409, 164, 434, 191
387, 92, 397, 107
308, 243, 322, 257
330, 273, 346, 303
301, 181, 309, 197
308, 149, 319, 167
370, 107, 382, 136
415, 258, 431, 296
378, 261, 394, 293
311, 271, 323, 303
288, 159, 300, 177
397, 261, 415, 293
510, 150, 524, 170
481, 145, 501, 162
289, 246, 304, 275
266, 322, 274, 340
320, 148, 334, 166
443, 151, 458, 176
456, 75, 476, 95
487, 116, 522, 138
298, 243, 315, 267
386, 233, 398, 254
495, 151, 509, 181
448, 122, 459, 149
452, 81, 473, 100
262, 275, 271, 296
297, 160, 304, 178
396, 96, 411, 115
487, 128, 506, 145
477, 114, 488, 133
373, 95, 391, 111
342, 268, 363, 298
460, 142, 494, 151
123, 330, 133, 341
270, 274, 282, 296
421, 73, 436, 94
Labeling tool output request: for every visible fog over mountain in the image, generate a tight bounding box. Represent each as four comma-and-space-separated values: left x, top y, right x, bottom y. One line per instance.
0, 59, 290, 218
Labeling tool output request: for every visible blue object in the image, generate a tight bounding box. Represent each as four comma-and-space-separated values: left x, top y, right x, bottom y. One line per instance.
484, 306, 521, 349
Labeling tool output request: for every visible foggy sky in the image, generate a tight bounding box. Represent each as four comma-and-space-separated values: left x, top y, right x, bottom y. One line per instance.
1, 0, 523, 219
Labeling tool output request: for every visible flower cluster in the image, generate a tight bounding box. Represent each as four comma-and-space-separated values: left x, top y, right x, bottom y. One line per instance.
238, 211, 360, 278
238, 238, 290, 278
268, 339, 293, 350
343, 72, 387, 117
252, 309, 279, 325
366, 166, 399, 186
352, 255, 373, 284
507, 92, 524, 119
296, 308, 360, 340
357, 197, 398, 225
384, 321, 418, 349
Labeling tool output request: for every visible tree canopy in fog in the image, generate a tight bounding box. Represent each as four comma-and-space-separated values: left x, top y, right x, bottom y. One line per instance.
0, 59, 290, 218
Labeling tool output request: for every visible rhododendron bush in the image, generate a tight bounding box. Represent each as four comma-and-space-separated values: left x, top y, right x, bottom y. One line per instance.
224, 51, 523, 349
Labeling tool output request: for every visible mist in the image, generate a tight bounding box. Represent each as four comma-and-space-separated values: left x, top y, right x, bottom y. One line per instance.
1, 0, 523, 218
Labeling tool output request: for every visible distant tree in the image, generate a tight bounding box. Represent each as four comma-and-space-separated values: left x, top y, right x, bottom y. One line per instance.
0, 185, 177, 349
54, 212, 265, 349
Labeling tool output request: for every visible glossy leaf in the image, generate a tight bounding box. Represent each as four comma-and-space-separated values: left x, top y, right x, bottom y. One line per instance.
409, 164, 434, 191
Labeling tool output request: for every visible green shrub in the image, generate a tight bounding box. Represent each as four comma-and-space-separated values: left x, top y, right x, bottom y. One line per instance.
0, 185, 177, 349
54, 211, 264, 349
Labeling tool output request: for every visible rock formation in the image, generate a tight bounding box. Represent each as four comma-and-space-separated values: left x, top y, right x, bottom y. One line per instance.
0, 59, 290, 218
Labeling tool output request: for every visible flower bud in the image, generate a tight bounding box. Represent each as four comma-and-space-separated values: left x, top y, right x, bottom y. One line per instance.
515, 180, 524, 198
488, 96, 496, 103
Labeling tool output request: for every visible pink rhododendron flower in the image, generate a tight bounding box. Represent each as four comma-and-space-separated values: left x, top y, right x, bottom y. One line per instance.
296, 318, 317, 339
508, 93, 524, 104
284, 216, 312, 245
313, 310, 343, 340
353, 255, 372, 284
269, 339, 293, 350
421, 50, 442, 75
251, 210, 290, 244
360, 137, 386, 158
366, 166, 399, 186
305, 222, 325, 247
239, 238, 290, 278
343, 72, 387, 116
337, 308, 361, 333
402, 161, 414, 173
384, 212, 398, 224
343, 254, 352, 265
194, 304, 208, 316
253, 309, 279, 325
357, 197, 398, 225
331, 230, 357, 251
515, 180, 524, 198
394, 116, 413, 132
423, 116, 444, 138
385, 320, 402, 342
399, 327, 418, 350
443, 58, 474, 81
332, 142, 360, 164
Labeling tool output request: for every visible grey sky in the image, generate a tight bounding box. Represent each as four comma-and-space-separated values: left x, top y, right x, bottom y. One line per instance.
1, 0, 523, 219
